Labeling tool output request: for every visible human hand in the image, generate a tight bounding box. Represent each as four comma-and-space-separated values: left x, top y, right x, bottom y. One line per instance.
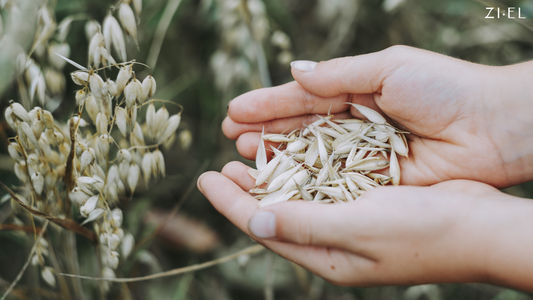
223, 46, 533, 187
198, 161, 533, 291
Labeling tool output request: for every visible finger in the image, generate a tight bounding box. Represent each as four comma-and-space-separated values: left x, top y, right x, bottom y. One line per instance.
197, 171, 375, 282
236, 132, 277, 161
247, 201, 361, 250
221, 161, 256, 191
197, 171, 347, 249
197, 171, 263, 234
430, 180, 499, 196
291, 46, 418, 98
227, 81, 350, 123
223, 111, 352, 140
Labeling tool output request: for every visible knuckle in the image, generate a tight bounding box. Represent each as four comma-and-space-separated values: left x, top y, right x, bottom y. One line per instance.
276, 205, 315, 244
299, 89, 315, 114
292, 215, 314, 244
381, 45, 418, 70
328, 56, 352, 70
221, 161, 242, 175
336, 57, 357, 94
384, 44, 412, 57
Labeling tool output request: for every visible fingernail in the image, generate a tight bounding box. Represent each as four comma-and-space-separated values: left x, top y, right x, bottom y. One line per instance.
290, 60, 318, 72
248, 211, 276, 238
197, 173, 207, 194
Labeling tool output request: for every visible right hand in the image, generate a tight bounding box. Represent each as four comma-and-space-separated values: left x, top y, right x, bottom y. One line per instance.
223, 45, 533, 187
198, 162, 533, 292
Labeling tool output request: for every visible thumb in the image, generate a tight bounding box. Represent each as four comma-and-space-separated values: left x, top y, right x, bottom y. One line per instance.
290, 46, 412, 98
247, 201, 351, 249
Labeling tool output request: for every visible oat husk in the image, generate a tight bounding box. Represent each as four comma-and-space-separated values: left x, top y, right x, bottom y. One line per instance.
248, 105, 409, 207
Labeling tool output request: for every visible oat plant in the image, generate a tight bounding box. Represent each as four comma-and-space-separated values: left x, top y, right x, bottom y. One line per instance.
1, 0, 182, 298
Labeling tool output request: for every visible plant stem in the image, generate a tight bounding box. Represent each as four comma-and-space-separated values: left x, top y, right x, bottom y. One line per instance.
63, 231, 85, 299
59, 244, 264, 282
132, 159, 210, 252
263, 251, 275, 300
0, 181, 97, 242
146, 0, 183, 69
46, 232, 73, 299
241, 0, 272, 88
0, 221, 49, 300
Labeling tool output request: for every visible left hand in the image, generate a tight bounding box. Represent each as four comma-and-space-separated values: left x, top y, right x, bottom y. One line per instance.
198, 161, 533, 291
223, 48, 533, 188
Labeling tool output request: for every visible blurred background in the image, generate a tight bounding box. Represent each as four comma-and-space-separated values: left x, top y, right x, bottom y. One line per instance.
1, 0, 533, 299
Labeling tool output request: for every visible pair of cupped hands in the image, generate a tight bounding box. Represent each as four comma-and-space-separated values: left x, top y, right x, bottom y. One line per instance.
197, 46, 533, 291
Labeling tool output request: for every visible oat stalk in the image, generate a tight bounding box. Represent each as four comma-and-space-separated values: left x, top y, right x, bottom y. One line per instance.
133, 159, 210, 251
59, 244, 265, 282
241, 0, 271, 88
0, 182, 97, 242
0, 221, 49, 300
146, 0, 183, 68
0, 224, 43, 234
264, 251, 275, 300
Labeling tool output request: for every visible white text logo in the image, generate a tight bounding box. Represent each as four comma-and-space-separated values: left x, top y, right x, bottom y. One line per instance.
486, 7, 526, 19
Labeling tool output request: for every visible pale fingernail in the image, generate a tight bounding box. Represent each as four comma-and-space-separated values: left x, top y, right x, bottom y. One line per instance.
197, 173, 207, 194
290, 60, 318, 72
248, 211, 276, 238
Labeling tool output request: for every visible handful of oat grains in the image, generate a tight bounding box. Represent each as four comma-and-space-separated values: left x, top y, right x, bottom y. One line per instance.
247, 103, 409, 207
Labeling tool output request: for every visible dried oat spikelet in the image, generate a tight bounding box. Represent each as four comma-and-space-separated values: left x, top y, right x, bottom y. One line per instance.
389, 147, 400, 186
347, 103, 387, 125
88, 32, 104, 67
80, 195, 99, 217
152, 149, 165, 178
103, 14, 127, 62
11, 102, 31, 123
146, 103, 156, 140
128, 164, 140, 193
154, 106, 169, 136
141, 75, 156, 102
133, 0, 142, 19
106, 79, 118, 96
116, 64, 133, 95
115, 107, 128, 137
41, 267, 56, 288
85, 20, 101, 41
118, 3, 138, 47
71, 71, 89, 85
141, 152, 153, 184
157, 114, 181, 144
247, 105, 409, 207
85, 95, 99, 123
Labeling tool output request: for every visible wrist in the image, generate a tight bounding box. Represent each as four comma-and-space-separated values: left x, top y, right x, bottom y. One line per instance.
479, 62, 533, 186
474, 193, 533, 292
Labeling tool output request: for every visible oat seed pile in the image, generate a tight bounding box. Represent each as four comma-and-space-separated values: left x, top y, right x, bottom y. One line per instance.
248, 104, 409, 207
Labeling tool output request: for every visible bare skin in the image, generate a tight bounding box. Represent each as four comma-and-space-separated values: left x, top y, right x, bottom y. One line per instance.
199, 163, 533, 291
199, 45, 533, 291
223, 45, 533, 188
